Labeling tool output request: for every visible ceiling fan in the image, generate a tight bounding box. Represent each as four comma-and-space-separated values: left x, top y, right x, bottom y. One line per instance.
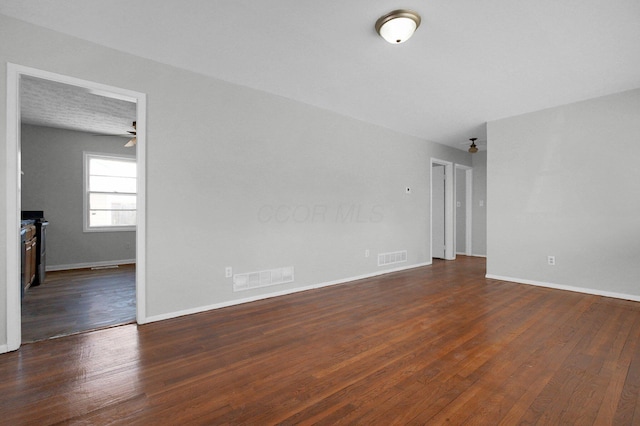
93, 121, 136, 147
468, 138, 478, 153
124, 121, 137, 147
460, 137, 486, 153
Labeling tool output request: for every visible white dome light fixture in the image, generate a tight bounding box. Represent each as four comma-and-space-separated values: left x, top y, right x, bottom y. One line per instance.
375, 9, 421, 44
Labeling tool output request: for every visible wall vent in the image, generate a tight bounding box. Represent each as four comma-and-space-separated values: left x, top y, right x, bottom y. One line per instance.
233, 266, 294, 292
378, 250, 407, 266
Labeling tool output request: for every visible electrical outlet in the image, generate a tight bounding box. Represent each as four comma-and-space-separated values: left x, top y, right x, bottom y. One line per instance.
365, 249, 370, 258
225, 266, 233, 277
547, 256, 555, 266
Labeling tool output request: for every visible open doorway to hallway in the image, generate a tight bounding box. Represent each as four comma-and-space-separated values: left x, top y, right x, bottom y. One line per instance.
430, 158, 454, 261
455, 165, 472, 256
432, 164, 446, 259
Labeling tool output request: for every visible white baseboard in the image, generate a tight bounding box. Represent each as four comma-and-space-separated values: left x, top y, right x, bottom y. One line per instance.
485, 274, 640, 302
456, 253, 486, 257
145, 261, 432, 323
0, 344, 9, 354
47, 259, 136, 272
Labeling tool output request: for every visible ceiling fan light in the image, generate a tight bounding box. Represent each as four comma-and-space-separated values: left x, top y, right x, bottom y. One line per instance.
375, 10, 421, 44
468, 137, 478, 153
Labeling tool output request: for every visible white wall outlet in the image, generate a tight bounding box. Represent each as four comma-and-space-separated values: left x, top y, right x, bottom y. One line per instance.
547, 256, 555, 266
406, 187, 411, 194
225, 266, 233, 277
365, 249, 370, 258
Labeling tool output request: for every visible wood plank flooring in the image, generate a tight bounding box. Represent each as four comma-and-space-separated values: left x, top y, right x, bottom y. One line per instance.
2, 257, 639, 424
21, 265, 136, 342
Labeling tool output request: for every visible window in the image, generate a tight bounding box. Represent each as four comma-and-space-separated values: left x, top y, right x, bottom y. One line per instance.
84, 152, 136, 232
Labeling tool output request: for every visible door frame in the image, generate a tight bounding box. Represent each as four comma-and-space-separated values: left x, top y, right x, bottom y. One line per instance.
5, 63, 148, 352
455, 164, 473, 256
430, 158, 455, 261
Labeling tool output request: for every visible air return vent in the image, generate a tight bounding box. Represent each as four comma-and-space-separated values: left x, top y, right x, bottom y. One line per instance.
378, 250, 407, 266
233, 266, 294, 292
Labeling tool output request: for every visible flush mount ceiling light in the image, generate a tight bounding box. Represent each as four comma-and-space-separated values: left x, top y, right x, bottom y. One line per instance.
468, 138, 478, 153
375, 9, 421, 44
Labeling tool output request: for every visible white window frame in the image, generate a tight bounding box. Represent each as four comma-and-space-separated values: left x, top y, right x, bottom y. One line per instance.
83, 151, 137, 232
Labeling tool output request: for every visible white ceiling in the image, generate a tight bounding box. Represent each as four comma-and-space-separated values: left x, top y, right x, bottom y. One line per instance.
2, 0, 639, 150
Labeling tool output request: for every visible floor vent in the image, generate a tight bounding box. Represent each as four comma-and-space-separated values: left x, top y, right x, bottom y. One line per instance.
378, 250, 407, 266
233, 266, 294, 292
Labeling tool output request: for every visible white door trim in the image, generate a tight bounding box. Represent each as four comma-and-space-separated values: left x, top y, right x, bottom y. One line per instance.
4, 63, 148, 352
430, 158, 455, 261
455, 164, 473, 256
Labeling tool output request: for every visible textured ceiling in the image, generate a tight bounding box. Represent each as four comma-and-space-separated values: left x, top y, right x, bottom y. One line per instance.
3, 0, 639, 150
20, 76, 136, 136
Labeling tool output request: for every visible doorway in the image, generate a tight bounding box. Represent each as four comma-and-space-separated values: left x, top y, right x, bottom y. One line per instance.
455, 165, 472, 256
5, 64, 147, 351
432, 164, 446, 259
430, 158, 454, 261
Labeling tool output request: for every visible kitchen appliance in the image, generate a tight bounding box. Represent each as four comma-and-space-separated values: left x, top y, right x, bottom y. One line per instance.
21, 210, 49, 286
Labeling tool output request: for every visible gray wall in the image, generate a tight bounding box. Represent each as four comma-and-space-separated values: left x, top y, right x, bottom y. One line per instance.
472, 151, 487, 256
0, 14, 472, 346
487, 89, 640, 298
21, 124, 136, 268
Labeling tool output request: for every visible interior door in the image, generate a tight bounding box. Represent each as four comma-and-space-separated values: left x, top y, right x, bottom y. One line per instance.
432, 164, 446, 259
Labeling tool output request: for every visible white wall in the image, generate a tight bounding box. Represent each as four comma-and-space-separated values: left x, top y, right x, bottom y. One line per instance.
0, 14, 472, 347
487, 89, 640, 299
21, 124, 136, 268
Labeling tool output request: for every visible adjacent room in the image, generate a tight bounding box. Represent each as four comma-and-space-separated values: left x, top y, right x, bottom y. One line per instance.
0, 1, 638, 424
19, 75, 138, 342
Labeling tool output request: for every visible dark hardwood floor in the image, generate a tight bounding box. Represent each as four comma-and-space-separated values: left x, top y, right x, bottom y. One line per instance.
21, 265, 136, 342
2, 257, 639, 424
